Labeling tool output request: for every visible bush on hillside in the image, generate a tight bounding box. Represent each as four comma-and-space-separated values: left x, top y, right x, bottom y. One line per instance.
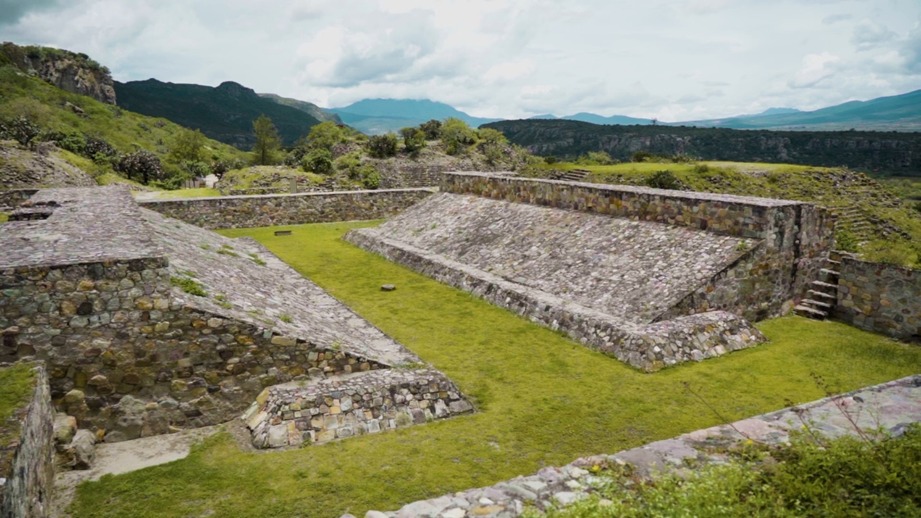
116, 150, 163, 185
367, 133, 398, 158
0, 115, 40, 146
441, 118, 478, 156
645, 170, 682, 190
419, 119, 442, 140
301, 148, 333, 174
400, 127, 427, 156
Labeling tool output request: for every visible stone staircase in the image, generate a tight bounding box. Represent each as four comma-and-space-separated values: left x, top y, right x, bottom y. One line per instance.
830, 204, 910, 243
794, 253, 842, 320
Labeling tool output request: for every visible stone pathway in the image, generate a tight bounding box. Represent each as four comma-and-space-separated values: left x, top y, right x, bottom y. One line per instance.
363, 374, 921, 518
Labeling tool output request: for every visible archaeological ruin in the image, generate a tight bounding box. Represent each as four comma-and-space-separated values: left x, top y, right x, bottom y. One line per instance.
1, 173, 919, 517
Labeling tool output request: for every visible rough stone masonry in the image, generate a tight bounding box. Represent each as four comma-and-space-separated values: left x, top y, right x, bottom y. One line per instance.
0, 187, 472, 445
347, 172, 834, 371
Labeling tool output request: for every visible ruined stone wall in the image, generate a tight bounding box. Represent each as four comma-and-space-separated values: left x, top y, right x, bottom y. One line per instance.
139, 188, 434, 229
442, 172, 834, 320
244, 369, 473, 448
0, 260, 386, 441
835, 258, 921, 342
346, 231, 764, 372
0, 363, 54, 518
0, 189, 38, 210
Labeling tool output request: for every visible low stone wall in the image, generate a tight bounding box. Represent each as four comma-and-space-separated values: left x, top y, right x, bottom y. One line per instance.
835, 257, 921, 341
139, 188, 435, 229
0, 363, 54, 518
346, 230, 764, 372
0, 189, 37, 210
243, 369, 474, 448
370, 374, 921, 517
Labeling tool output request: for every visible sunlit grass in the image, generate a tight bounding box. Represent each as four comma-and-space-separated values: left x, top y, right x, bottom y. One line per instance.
69, 221, 921, 518
135, 187, 221, 199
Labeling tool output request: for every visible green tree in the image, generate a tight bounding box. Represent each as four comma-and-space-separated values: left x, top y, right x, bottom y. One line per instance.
367, 133, 398, 158
168, 128, 206, 163
251, 115, 281, 165
400, 127, 427, 156
477, 127, 508, 165
306, 121, 347, 151
419, 119, 442, 140
441, 118, 477, 155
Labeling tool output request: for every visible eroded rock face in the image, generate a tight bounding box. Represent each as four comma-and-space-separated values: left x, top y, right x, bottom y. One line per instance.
1, 43, 116, 104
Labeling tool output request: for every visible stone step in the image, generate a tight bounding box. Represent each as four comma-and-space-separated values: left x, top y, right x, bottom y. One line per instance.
794, 305, 827, 320
801, 298, 833, 310
811, 280, 838, 293
825, 259, 841, 267
819, 268, 840, 277
807, 289, 837, 302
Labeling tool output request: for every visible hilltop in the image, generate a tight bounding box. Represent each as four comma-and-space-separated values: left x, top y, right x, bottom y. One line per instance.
485, 119, 921, 177
328, 99, 501, 135
114, 79, 324, 148
0, 52, 247, 189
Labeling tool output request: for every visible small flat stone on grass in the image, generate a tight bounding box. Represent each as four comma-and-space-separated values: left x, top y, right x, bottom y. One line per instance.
381, 284, 396, 291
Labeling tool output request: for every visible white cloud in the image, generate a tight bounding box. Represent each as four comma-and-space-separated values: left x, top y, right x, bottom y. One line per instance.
1, 0, 919, 120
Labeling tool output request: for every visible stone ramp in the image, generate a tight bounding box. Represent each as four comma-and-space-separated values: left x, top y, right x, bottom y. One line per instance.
141, 207, 419, 367
362, 193, 753, 324
369, 374, 921, 517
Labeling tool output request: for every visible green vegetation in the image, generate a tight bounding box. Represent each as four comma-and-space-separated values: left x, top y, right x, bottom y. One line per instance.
135, 188, 221, 200
0, 363, 35, 424
69, 221, 921, 518
530, 425, 921, 517
0, 212, 8, 223
487, 119, 921, 176
251, 115, 282, 165
0, 63, 247, 188
169, 276, 208, 297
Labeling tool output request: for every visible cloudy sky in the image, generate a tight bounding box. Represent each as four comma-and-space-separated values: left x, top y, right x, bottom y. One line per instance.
1, 0, 920, 121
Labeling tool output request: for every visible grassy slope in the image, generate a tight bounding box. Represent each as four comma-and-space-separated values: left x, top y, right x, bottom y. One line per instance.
0, 66, 247, 174
70, 221, 921, 518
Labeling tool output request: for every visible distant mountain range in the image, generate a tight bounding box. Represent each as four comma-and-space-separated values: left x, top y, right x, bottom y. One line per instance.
113, 75, 921, 150
327, 99, 501, 135
677, 90, 921, 131
114, 79, 326, 148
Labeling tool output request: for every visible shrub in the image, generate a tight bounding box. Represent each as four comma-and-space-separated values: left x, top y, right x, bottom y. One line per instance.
419, 119, 442, 140
400, 127, 427, 156
645, 170, 682, 190
306, 121, 348, 151
84, 135, 117, 159
367, 133, 398, 158
301, 148, 333, 174
359, 166, 381, 189
631, 151, 653, 162
835, 229, 859, 252
441, 118, 477, 155
0, 115, 40, 146
116, 150, 163, 184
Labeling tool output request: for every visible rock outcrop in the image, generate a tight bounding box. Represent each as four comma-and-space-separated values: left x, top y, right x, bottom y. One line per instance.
0, 42, 116, 105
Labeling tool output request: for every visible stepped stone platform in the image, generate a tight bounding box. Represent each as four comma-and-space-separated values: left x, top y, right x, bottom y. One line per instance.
243, 368, 473, 448
0, 186, 469, 444
348, 173, 834, 371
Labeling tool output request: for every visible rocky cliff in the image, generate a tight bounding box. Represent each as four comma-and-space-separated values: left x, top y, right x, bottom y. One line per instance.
0, 42, 116, 105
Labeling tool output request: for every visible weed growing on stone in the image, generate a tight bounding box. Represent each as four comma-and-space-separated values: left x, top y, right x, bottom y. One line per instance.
169, 276, 207, 297
68, 222, 921, 518
213, 293, 232, 309
0, 211, 8, 223
248, 252, 266, 266
279, 313, 293, 324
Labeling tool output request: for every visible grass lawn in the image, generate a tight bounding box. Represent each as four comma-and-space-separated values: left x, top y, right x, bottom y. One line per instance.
69, 221, 921, 518
133, 187, 221, 200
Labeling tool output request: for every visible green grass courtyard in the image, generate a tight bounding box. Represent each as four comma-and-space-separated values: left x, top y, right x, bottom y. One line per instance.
69, 221, 921, 517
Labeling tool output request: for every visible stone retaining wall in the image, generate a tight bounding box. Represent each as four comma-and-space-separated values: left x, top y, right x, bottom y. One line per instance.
0, 260, 390, 440
441, 173, 834, 318
0, 363, 54, 518
0, 189, 38, 210
346, 231, 764, 372
139, 188, 434, 229
243, 369, 474, 448
835, 257, 921, 341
